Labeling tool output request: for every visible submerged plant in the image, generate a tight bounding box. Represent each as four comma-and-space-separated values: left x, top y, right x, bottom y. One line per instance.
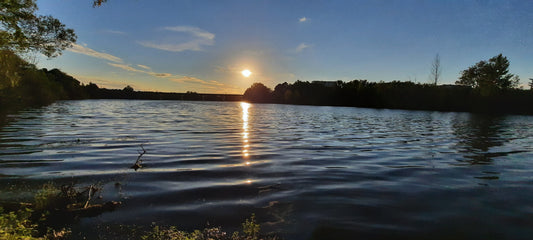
34, 183, 60, 211
242, 213, 260, 240
0, 182, 120, 239
139, 214, 277, 240
131, 144, 146, 171
3, 183, 275, 239
140, 225, 187, 240
34, 183, 106, 212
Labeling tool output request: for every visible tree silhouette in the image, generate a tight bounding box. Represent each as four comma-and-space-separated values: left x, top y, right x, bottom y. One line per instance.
0, 0, 77, 57
0, 50, 27, 89
243, 83, 272, 103
456, 54, 519, 94
430, 53, 441, 85
123, 85, 134, 92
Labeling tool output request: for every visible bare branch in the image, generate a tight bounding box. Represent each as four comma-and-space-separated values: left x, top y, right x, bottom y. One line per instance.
131, 144, 146, 171
84, 185, 94, 209
430, 53, 441, 85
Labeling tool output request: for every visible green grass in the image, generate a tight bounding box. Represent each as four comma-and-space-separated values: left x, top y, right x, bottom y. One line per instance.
0, 207, 40, 240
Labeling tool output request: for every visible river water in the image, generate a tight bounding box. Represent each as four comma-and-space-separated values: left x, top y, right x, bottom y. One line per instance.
1, 100, 533, 239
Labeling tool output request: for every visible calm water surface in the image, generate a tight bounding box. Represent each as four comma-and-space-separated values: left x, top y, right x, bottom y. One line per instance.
1, 100, 533, 239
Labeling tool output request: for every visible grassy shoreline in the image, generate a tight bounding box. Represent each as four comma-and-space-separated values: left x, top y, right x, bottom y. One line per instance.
0, 182, 279, 240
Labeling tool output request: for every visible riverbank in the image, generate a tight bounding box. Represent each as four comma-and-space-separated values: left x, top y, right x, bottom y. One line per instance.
243, 81, 533, 115
94, 89, 242, 102
2, 49, 531, 118
1, 183, 273, 240
0, 50, 243, 120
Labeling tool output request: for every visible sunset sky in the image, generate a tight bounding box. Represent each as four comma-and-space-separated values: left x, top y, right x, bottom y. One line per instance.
36, 0, 533, 94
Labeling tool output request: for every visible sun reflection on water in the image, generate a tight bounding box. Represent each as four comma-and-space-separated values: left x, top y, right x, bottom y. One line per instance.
241, 102, 251, 163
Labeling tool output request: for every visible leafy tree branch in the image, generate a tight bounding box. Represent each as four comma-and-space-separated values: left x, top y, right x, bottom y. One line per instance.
0, 0, 76, 57
456, 54, 519, 94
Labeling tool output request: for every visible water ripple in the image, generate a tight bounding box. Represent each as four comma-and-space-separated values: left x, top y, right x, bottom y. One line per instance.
1, 100, 533, 239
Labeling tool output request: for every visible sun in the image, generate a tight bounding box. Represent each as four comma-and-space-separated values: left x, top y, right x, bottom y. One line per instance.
241, 69, 252, 78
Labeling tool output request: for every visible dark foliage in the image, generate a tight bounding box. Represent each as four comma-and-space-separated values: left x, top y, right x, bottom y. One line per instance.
0, 50, 89, 113
1, 50, 59, 111
0, 0, 76, 57
240, 54, 531, 114
243, 80, 533, 115
44, 68, 87, 100
243, 82, 273, 103
0, 50, 242, 116
94, 88, 242, 101
456, 54, 519, 95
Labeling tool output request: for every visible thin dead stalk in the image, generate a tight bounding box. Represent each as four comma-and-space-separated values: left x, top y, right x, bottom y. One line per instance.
84, 185, 94, 209
131, 144, 146, 171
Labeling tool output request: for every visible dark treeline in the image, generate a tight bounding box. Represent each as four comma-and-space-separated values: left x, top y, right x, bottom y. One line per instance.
2, 49, 531, 116
0, 50, 89, 113
243, 80, 533, 115
95, 88, 242, 101
0, 50, 240, 116
243, 53, 533, 115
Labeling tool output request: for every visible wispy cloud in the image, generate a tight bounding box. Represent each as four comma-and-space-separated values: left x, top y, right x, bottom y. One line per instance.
108, 63, 174, 78
70, 42, 226, 92
169, 76, 209, 84
76, 75, 130, 90
209, 80, 224, 86
137, 64, 151, 70
164, 26, 215, 40
108, 63, 146, 73
107, 62, 226, 89
68, 43, 123, 63
295, 43, 311, 53
139, 26, 215, 52
103, 30, 127, 35
152, 73, 172, 77
215, 65, 240, 74
299, 17, 308, 23
138, 42, 204, 52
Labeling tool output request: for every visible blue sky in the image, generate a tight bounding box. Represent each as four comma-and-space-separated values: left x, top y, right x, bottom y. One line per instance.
36, 0, 533, 93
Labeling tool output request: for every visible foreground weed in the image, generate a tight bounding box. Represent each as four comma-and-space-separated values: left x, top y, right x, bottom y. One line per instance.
0, 207, 39, 240
140, 214, 277, 240
34, 183, 60, 211
242, 213, 260, 240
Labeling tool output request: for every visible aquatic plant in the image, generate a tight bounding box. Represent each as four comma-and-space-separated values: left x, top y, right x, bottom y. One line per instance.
34, 183, 60, 211
140, 214, 277, 240
0, 182, 122, 239
131, 144, 146, 171
2, 183, 274, 239
242, 213, 260, 240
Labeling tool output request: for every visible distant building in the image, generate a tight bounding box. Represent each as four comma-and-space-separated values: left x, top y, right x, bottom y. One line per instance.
312, 81, 337, 88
